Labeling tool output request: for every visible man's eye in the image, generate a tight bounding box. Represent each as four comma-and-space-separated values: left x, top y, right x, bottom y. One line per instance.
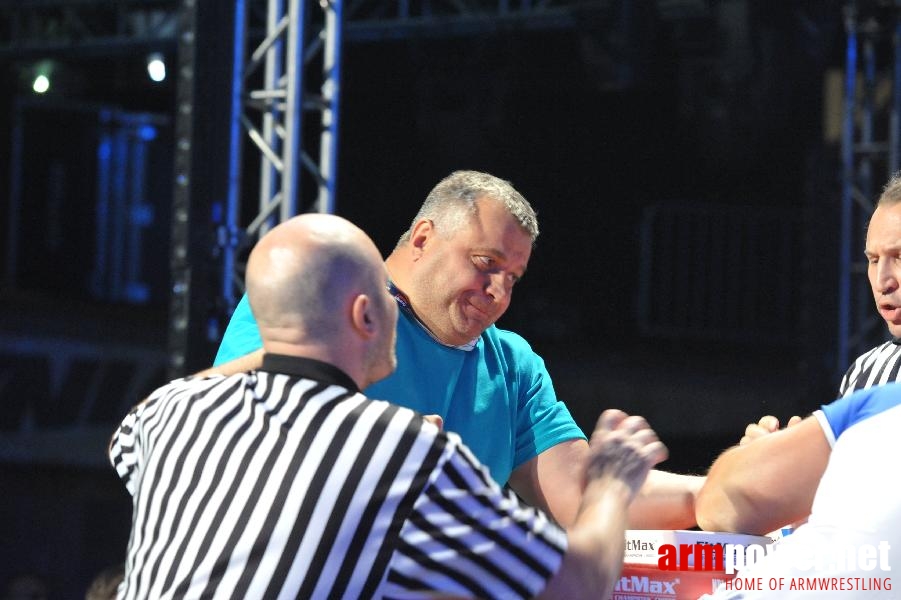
474, 256, 494, 269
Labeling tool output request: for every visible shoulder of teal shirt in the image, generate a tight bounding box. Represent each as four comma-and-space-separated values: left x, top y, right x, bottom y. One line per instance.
213, 294, 264, 365
481, 325, 587, 469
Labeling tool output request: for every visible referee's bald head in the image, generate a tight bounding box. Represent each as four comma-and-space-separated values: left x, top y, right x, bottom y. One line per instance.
246, 213, 398, 387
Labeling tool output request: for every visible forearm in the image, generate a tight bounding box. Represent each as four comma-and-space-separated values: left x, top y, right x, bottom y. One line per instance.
507, 439, 589, 530
695, 418, 829, 534
695, 446, 792, 534
536, 478, 632, 600
627, 469, 703, 529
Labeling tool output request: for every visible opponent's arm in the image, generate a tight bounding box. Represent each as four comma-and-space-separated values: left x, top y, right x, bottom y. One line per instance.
695, 415, 831, 535
626, 469, 704, 530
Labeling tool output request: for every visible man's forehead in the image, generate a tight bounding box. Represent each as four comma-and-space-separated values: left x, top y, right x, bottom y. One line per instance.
866, 236, 901, 251
463, 218, 532, 256
869, 204, 901, 237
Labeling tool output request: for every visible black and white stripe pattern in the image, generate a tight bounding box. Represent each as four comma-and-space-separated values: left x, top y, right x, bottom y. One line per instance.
109, 359, 565, 599
384, 443, 566, 599
839, 340, 901, 397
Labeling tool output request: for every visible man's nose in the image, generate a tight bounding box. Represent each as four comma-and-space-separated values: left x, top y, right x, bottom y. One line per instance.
485, 272, 509, 302
877, 261, 899, 294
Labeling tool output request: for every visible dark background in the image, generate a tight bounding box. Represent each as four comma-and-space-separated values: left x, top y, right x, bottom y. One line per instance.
0, 0, 892, 596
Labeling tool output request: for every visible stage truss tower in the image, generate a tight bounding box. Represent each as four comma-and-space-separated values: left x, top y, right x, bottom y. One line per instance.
167, 0, 342, 375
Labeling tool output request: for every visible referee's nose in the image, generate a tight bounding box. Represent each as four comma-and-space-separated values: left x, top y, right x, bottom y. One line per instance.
875, 259, 900, 296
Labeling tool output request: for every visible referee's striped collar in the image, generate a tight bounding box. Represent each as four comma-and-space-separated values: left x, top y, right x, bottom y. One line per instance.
261, 354, 360, 393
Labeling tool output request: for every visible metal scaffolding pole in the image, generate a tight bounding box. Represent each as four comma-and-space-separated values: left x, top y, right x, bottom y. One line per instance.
167, 0, 343, 376
216, 0, 343, 318
318, 0, 343, 214
836, 2, 901, 376
168, 0, 252, 376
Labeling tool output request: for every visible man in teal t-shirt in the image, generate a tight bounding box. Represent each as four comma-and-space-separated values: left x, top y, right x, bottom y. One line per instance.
213, 170, 702, 529
215, 283, 578, 488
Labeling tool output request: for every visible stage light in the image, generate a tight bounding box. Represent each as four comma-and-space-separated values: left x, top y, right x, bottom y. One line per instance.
32, 74, 50, 94
146, 52, 166, 83
29, 59, 54, 94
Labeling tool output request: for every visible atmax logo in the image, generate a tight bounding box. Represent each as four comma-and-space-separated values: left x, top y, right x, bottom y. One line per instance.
626, 540, 656, 552
614, 575, 679, 595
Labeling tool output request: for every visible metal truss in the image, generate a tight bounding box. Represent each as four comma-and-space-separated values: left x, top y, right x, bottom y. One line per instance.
836, 1, 901, 374
340, 0, 709, 41
217, 0, 343, 313
0, 0, 711, 53
0, 0, 178, 58
164, 0, 344, 376
343, 0, 599, 41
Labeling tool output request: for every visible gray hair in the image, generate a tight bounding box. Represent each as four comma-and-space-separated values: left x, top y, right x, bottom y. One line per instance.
879, 171, 901, 207
396, 170, 539, 248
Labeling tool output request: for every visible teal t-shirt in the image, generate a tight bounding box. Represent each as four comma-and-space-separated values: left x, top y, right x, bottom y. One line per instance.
214, 294, 586, 485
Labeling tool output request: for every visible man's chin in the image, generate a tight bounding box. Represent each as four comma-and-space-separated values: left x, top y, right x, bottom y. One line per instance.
458, 323, 489, 341
444, 321, 481, 345
460, 305, 496, 328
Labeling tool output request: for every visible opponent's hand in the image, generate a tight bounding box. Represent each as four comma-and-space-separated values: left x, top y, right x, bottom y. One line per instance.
739, 414, 802, 446
585, 409, 668, 501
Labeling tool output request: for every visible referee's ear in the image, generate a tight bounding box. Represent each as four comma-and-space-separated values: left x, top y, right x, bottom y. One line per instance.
350, 293, 377, 340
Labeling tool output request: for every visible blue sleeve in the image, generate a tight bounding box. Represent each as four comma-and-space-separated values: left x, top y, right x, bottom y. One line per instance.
819, 382, 901, 443
213, 294, 263, 365
510, 336, 586, 469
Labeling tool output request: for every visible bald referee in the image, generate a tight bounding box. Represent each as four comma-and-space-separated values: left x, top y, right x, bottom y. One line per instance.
109, 213, 667, 599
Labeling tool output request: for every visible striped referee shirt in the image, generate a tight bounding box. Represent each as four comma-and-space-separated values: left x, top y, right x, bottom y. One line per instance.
838, 339, 901, 397
109, 354, 567, 599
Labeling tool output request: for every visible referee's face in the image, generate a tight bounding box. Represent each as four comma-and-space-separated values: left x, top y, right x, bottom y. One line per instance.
866, 202, 901, 337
